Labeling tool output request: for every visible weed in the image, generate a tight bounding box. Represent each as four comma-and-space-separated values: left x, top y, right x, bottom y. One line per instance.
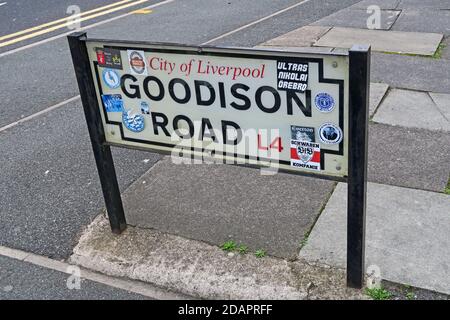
380, 41, 447, 59
406, 291, 415, 300
237, 245, 248, 254
365, 287, 393, 300
300, 231, 310, 248
432, 42, 446, 59
221, 240, 237, 252
255, 249, 266, 258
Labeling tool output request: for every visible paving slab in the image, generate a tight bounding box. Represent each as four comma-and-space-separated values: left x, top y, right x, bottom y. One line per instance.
441, 36, 450, 60
70, 215, 367, 300
0, 255, 147, 300
122, 157, 335, 259
256, 46, 334, 54
299, 182, 450, 295
350, 0, 400, 10
429, 92, 450, 121
369, 83, 389, 117
372, 89, 450, 131
367, 123, 450, 193
371, 52, 450, 94
314, 27, 443, 56
392, 9, 450, 35
312, 9, 401, 30
261, 26, 331, 47
396, 0, 450, 10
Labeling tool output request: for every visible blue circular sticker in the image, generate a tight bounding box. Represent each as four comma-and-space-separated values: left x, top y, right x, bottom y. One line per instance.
314, 93, 335, 113
140, 101, 150, 114
319, 123, 343, 144
102, 69, 120, 89
122, 109, 145, 132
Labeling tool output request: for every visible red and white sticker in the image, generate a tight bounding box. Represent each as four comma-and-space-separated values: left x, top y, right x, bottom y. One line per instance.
127, 50, 148, 76
290, 140, 321, 171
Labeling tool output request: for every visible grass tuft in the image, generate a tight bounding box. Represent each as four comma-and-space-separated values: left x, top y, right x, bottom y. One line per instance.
221, 240, 237, 252
365, 287, 393, 300
432, 42, 446, 59
237, 245, 248, 254
254, 249, 266, 258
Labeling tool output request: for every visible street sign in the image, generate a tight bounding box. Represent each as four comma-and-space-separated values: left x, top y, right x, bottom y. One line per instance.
68, 33, 370, 289
88, 40, 349, 179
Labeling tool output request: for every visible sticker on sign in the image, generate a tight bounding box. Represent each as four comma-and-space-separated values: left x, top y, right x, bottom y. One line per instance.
87, 41, 349, 177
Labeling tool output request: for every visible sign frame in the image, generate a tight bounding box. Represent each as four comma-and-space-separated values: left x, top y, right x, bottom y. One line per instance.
68, 32, 370, 289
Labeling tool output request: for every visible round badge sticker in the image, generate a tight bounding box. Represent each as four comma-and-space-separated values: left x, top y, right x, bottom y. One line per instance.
102, 69, 120, 89
122, 109, 145, 133
129, 51, 146, 75
314, 93, 335, 113
319, 123, 343, 144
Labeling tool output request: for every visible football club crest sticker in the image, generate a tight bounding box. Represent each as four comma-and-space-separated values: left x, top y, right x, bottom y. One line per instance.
314, 92, 335, 113
319, 123, 343, 144
102, 69, 120, 89
101, 94, 123, 112
297, 144, 314, 163
290, 139, 320, 171
127, 50, 148, 76
122, 109, 145, 132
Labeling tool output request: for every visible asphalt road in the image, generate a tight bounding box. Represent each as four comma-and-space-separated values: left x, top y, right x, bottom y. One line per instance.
0, 0, 360, 299
0, 0, 163, 52
0, 255, 148, 299
0, 0, 120, 35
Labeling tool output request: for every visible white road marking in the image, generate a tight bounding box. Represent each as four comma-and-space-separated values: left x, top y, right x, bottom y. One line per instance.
0, 2, 7, 8
0, 0, 133, 42
0, 95, 80, 133
0, 0, 152, 48
0, 0, 312, 132
0, 0, 175, 58
0, 245, 189, 300
201, 0, 313, 45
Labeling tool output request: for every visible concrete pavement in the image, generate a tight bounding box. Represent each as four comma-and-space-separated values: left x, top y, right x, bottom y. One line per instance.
373, 89, 450, 131
314, 27, 442, 56
124, 157, 335, 259
299, 182, 450, 295
70, 215, 367, 300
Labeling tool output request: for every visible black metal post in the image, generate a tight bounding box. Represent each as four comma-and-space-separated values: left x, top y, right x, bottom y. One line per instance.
347, 45, 370, 288
68, 32, 127, 234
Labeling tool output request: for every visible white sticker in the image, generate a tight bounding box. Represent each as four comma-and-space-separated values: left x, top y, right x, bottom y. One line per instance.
127, 50, 148, 76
